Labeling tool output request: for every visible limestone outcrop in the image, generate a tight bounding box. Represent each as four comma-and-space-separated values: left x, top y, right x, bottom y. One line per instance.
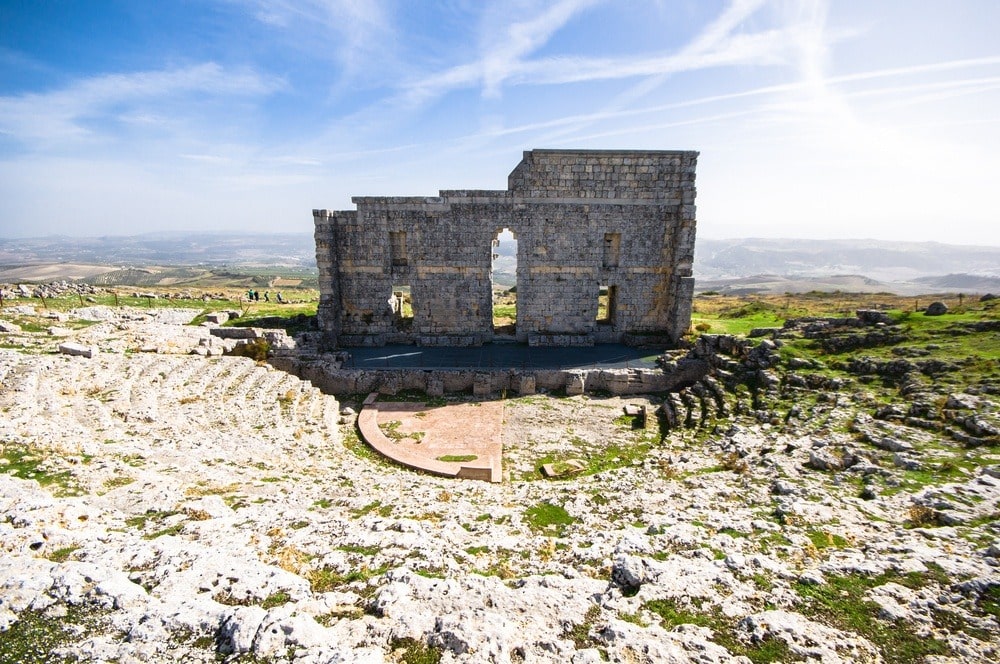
0, 305, 998, 663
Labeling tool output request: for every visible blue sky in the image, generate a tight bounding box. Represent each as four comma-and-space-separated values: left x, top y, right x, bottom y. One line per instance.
1, 0, 999, 244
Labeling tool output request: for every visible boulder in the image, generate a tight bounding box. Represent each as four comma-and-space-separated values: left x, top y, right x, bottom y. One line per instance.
925, 301, 948, 316
807, 448, 844, 472
610, 554, 647, 594
58, 342, 96, 358
204, 311, 230, 324
856, 309, 893, 325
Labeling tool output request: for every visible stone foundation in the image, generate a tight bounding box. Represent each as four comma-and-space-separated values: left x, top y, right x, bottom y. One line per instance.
269, 356, 709, 398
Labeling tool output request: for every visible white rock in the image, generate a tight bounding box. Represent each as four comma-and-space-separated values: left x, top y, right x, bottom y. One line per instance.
738, 610, 880, 662
218, 605, 268, 655
58, 341, 96, 358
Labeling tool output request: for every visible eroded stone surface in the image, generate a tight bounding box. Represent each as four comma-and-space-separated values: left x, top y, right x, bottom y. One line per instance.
0, 306, 998, 663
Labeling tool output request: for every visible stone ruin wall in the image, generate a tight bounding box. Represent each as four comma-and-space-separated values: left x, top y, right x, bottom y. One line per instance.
314, 149, 697, 348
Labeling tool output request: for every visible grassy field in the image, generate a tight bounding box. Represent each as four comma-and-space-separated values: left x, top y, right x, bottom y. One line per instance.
690, 291, 975, 334
0, 286, 319, 333
4, 287, 995, 356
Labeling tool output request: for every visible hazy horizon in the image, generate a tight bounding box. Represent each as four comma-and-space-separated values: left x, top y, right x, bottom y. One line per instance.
2, 230, 999, 251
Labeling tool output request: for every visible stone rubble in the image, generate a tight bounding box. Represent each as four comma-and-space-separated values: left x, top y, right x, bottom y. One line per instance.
0, 306, 997, 662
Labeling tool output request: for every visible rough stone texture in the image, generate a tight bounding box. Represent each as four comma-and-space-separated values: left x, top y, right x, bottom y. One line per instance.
3, 304, 998, 662
314, 149, 698, 348
270, 356, 710, 397
925, 301, 948, 316
58, 341, 96, 358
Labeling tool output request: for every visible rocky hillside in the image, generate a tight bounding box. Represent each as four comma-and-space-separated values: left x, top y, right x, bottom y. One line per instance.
0, 302, 998, 663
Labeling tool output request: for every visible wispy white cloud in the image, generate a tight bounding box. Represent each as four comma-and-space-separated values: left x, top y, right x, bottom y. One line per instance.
0, 63, 284, 148
401, 0, 600, 103
234, 0, 393, 78
403, 0, 825, 107
476, 0, 602, 97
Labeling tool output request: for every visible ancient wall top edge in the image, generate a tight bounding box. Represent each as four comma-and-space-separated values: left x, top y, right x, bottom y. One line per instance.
521, 148, 700, 157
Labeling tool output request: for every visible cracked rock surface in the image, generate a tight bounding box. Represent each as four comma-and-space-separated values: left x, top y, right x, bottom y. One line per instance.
0, 305, 998, 663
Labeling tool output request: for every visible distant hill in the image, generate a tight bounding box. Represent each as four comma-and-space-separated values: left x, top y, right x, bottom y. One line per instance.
693, 238, 1000, 295
695, 238, 1000, 282
2, 233, 998, 294
0, 232, 316, 268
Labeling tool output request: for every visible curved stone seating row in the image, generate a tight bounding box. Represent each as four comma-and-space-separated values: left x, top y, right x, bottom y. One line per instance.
356, 393, 500, 483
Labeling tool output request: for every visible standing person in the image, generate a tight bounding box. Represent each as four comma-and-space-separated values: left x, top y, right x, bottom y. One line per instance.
247, 288, 253, 302
276, 292, 283, 303
254, 290, 260, 302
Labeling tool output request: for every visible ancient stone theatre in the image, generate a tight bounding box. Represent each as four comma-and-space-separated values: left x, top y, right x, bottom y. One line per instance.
313, 149, 697, 348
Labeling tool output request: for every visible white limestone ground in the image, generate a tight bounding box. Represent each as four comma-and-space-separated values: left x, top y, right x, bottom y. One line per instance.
0, 306, 998, 663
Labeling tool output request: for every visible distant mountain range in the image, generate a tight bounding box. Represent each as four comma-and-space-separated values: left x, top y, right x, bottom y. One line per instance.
2, 233, 998, 295
693, 238, 1000, 295
0, 232, 315, 268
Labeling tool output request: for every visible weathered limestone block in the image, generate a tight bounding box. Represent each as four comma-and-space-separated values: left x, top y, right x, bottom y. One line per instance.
565, 372, 586, 396
210, 327, 260, 339
205, 311, 230, 324
58, 342, 96, 358
473, 373, 492, 398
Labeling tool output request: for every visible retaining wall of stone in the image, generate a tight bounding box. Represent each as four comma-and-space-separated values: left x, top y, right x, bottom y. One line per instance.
269, 356, 709, 398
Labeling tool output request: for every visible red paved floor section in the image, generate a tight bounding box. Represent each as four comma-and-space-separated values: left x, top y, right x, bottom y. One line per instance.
357, 395, 503, 482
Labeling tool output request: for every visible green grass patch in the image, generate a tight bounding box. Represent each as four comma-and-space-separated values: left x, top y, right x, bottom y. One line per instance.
350, 500, 393, 518
260, 591, 292, 609
437, 454, 477, 463
0, 443, 83, 497
308, 564, 389, 592
464, 545, 490, 555
337, 544, 380, 556
124, 509, 188, 539
806, 528, 849, 549
644, 598, 797, 663
390, 637, 443, 664
492, 304, 516, 319
794, 573, 951, 662
125, 510, 178, 529
562, 605, 602, 650
0, 604, 118, 664
523, 501, 575, 536
45, 546, 80, 563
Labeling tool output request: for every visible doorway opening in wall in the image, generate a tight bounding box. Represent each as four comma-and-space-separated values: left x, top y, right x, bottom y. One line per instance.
492, 228, 517, 337
597, 284, 616, 325
390, 285, 413, 330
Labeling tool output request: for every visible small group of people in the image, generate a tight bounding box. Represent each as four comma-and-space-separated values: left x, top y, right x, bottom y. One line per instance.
245, 289, 284, 304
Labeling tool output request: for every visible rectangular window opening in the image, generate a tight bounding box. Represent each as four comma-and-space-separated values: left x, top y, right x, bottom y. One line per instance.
390, 285, 413, 329
597, 284, 616, 324
603, 232, 621, 268
390, 231, 408, 266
